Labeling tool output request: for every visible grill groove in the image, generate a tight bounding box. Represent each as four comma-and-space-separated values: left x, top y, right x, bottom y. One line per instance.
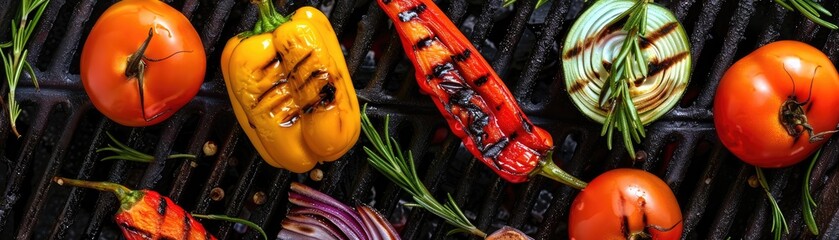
0, 0, 838, 239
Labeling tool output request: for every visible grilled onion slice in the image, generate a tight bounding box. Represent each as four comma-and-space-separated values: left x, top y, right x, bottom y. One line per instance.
562, 0, 690, 125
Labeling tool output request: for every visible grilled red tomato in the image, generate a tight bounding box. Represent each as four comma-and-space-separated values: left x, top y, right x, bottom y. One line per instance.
80, 0, 205, 126
714, 41, 839, 168
569, 169, 683, 240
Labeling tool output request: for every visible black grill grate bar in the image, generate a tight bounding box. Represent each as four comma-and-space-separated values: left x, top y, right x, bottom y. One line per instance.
686, 0, 724, 71
181, 0, 199, 20
826, 30, 839, 63
756, 4, 787, 47
692, 0, 754, 110
247, 171, 292, 240
16, 100, 82, 239
672, 0, 698, 20
0, 98, 52, 233
744, 168, 792, 238
168, 103, 221, 202
508, 178, 544, 230
466, 0, 502, 47
680, 142, 726, 238
474, 177, 504, 231
490, 0, 537, 77
81, 130, 136, 239
708, 164, 750, 239
22, 0, 63, 67
663, 133, 699, 193
514, 0, 570, 113
815, 140, 839, 234
48, 117, 111, 239
138, 112, 188, 189
346, 3, 384, 77
194, 126, 241, 213
216, 154, 264, 239
327, 0, 357, 36
48, 0, 94, 74
198, 0, 236, 56
445, 0, 469, 26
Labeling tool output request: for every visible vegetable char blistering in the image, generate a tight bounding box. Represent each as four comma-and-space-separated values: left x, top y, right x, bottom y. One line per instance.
377, 0, 554, 183
53, 177, 217, 240
221, 1, 361, 173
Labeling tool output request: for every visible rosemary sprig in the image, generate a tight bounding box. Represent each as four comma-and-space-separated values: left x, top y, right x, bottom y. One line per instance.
1, 0, 49, 138
191, 213, 268, 240
97, 132, 196, 163
802, 150, 820, 235
775, 0, 838, 29
502, 0, 550, 9
755, 167, 788, 240
360, 106, 487, 238
598, 0, 650, 159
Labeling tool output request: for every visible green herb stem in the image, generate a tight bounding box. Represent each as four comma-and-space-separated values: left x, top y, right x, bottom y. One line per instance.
360, 106, 487, 238
802, 150, 820, 235
97, 132, 196, 163
755, 167, 789, 240
775, 0, 838, 29
598, 0, 650, 159
1, 0, 49, 138
191, 213, 268, 240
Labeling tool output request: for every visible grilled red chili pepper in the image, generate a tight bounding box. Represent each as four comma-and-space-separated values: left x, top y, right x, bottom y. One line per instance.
377, 0, 585, 188
53, 177, 216, 240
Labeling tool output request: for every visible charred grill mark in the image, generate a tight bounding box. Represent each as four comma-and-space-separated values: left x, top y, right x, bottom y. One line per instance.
564, 20, 625, 60
569, 79, 588, 94
450, 88, 474, 106
294, 69, 329, 92
649, 52, 689, 77
619, 194, 630, 238
433, 62, 456, 78
291, 51, 314, 80
262, 55, 282, 72
120, 222, 154, 239
319, 82, 337, 105
280, 114, 301, 128
256, 78, 288, 104
640, 22, 679, 49
415, 36, 436, 50
440, 81, 465, 92
640, 198, 648, 231
474, 75, 489, 87
183, 216, 192, 240
520, 114, 532, 133
484, 137, 509, 162
633, 76, 647, 87
382, 0, 391, 4
398, 3, 427, 22
157, 196, 167, 216
452, 49, 472, 62
603, 60, 613, 71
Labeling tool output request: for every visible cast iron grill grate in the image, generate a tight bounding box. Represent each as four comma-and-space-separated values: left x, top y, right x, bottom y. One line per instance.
0, 0, 838, 239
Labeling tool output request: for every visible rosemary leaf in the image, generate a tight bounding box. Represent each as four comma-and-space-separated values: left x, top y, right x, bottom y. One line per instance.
360, 106, 487, 238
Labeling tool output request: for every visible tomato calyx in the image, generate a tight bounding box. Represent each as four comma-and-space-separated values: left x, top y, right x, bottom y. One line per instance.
779, 66, 839, 143
124, 28, 170, 123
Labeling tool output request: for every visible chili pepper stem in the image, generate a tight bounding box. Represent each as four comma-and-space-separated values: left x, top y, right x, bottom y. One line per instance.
245, 0, 291, 37
53, 177, 144, 212
536, 155, 587, 189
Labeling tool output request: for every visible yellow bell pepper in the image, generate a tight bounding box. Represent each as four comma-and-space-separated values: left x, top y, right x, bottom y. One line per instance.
220, 0, 360, 173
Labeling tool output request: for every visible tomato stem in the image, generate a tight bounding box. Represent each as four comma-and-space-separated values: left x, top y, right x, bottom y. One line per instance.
779, 99, 839, 143
535, 154, 588, 189
124, 28, 166, 123
243, 0, 291, 38
53, 177, 144, 212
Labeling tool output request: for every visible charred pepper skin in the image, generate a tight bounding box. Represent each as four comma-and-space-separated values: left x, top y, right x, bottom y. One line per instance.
53, 177, 216, 240
377, 0, 554, 183
221, 2, 361, 173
